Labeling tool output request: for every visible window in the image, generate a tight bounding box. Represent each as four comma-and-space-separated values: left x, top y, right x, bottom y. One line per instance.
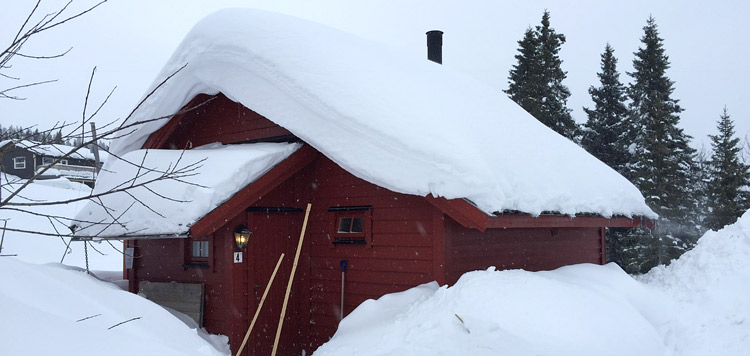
13, 157, 26, 170
184, 236, 211, 268
329, 206, 371, 246
338, 216, 366, 235
191, 240, 209, 258
43, 157, 67, 165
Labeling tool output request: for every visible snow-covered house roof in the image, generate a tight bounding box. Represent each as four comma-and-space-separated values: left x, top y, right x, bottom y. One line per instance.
74, 143, 300, 237
84, 9, 654, 237
17, 140, 109, 163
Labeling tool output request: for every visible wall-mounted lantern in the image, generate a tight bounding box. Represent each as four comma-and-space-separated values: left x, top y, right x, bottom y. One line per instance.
234, 225, 252, 250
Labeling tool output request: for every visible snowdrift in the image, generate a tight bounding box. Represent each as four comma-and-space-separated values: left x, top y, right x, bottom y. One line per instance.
313, 264, 674, 356
0, 258, 228, 356
0, 174, 122, 271
641, 210, 750, 356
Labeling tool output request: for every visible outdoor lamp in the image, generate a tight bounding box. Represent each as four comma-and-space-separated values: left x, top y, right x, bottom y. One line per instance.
234, 226, 252, 250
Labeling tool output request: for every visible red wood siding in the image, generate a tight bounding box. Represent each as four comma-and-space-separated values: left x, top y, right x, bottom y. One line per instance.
444, 218, 604, 285
145, 93, 293, 150
128, 216, 244, 342
244, 156, 438, 352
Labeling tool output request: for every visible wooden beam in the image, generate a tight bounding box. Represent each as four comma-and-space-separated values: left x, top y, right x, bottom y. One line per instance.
189, 145, 318, 237
424, 195, 490, 232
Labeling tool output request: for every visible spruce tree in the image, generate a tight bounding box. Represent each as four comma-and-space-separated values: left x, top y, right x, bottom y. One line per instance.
52, 130, 63, 144
506, 28, 542, 118
582, 44, 629, 174
505, 10, 579, 141
581, 44, 635, 268
691, 146, 712, 231
704, 108, 750, 230
626, 16, 698, 269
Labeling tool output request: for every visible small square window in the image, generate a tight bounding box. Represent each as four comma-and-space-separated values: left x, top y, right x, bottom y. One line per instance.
42, 157, 55, 165
60, 159, 68, 165
329, 206, 371, 247
13, 157, 26, 170
191, 240, 209, 258
185, 236, 211, 268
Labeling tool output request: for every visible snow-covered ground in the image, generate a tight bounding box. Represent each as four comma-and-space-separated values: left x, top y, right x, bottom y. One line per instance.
0, 174, 122, 271
0, 258, 229, 356
1, 178, 748, 355
640, 210, 750, 356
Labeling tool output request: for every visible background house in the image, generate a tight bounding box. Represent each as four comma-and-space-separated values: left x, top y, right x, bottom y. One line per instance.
1, 140, 106, 186
74, 9, 655, 356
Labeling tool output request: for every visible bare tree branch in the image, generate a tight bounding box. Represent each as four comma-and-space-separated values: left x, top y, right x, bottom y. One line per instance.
1, 0, 108, 99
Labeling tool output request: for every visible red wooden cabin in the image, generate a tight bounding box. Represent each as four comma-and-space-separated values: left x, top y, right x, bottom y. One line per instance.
73, 9, 655, 356
119, 93, 650, 356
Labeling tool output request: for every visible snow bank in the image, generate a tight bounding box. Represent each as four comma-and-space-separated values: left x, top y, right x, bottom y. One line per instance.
74, 142, 300, 237
108, 9, 654, 219
0, 174, 122, 271
641, 210, 750, 356
314, 264, 673, 356
0, 258, 228, 356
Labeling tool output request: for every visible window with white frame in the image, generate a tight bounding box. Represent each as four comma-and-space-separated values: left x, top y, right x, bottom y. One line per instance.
185, 235, 211, 268
44, 157, 68, 165
13, 157, 26, 170
191, 240, 210, 258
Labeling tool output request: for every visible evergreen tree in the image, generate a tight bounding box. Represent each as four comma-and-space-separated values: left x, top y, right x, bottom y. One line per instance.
704, 108, 750, 230
506, 28, 542, 118
626, 16, 698, 269
52, 130, 63, 144
582, 44, 629, 175
505, 10, 579, 141
691, 146, 712, 232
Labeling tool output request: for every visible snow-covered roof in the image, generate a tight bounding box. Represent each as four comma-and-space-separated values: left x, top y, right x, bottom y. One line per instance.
38, 167, 96, 181
108, 9, 655, 219
73, 142, 300, 237
17, 140, 109, 162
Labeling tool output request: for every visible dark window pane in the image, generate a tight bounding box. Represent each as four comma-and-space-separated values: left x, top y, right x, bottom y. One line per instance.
351, 217, 364, 233
338, 217, 352, 233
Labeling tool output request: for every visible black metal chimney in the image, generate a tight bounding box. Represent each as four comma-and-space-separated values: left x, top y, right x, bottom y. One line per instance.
426, 30, 443, 64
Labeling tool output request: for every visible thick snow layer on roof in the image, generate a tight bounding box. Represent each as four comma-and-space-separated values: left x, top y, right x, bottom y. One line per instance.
73, 142, 300, 237
17, 140, 109, 162
39, 166, 96, 180
109, 9, 654, 218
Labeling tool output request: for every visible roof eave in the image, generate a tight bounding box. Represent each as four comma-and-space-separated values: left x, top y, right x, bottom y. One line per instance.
188, 144, 319, 237
71, 232, 189, 241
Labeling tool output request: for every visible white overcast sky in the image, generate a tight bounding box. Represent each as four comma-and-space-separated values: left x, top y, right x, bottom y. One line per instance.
1, 0, 748, 150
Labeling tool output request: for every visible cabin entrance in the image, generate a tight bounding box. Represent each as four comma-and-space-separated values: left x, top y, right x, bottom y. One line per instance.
244, 209, 303, 356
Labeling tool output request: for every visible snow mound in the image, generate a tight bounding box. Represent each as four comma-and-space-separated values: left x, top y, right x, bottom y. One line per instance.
0, 258, 228, 356
74, 142, 300, 237
641, 210, 750, 356
108, 8, 654, 219
0, 174, 121, 271
314, 264, 673, 356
